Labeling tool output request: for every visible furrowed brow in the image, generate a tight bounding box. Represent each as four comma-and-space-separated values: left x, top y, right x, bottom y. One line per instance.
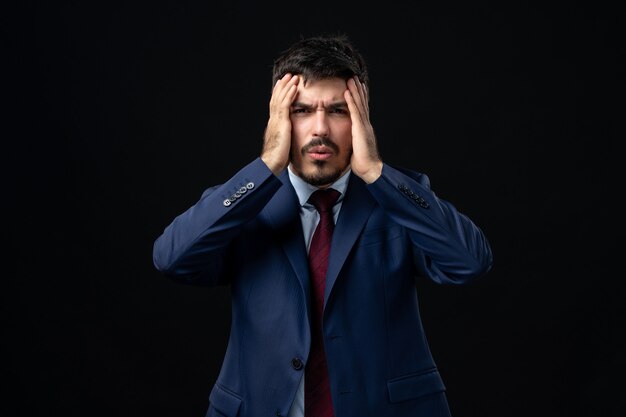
291, 101, 348, 110
291, 102, 313, 109
328, 102, 348, 110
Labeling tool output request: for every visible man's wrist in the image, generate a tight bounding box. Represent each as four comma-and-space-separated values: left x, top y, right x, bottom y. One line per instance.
260, 154, 286, 176
360, 161, 383, 184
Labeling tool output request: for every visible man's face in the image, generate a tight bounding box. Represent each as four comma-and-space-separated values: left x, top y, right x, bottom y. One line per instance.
289, 77, 352, 187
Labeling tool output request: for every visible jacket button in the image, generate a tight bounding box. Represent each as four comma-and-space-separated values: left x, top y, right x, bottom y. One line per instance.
291, 357, 304, 370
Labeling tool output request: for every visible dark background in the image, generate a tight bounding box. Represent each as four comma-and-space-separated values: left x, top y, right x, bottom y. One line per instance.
4, 1, 623, 416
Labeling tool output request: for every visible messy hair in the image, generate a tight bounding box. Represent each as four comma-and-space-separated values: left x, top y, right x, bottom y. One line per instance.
271, 34, 369, 89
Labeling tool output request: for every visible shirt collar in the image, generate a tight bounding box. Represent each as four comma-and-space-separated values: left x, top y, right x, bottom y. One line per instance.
287, 164, 351, 207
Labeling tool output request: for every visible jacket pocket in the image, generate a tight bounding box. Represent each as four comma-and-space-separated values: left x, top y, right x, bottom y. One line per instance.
208, 383, 242, 417
387, 368, 446, 403
358, 225, 404, 247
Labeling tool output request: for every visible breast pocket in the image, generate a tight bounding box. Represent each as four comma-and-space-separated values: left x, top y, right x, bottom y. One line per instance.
206, 383, 242, 417
358, 225, 404, 247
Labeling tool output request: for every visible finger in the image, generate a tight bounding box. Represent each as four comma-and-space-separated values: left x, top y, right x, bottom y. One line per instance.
347, 78, 366, 120
344, 88, 363, 125
353, 77, 368, 111
273, 73, 292, 92
273, 75, 299, 108
280, 75, 299, 106
353, 77, 369, 119
271, 73, 294, 106
358, 76, 370, 105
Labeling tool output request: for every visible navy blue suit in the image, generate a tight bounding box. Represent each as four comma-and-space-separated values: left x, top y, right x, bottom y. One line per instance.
153, 158, 493, 417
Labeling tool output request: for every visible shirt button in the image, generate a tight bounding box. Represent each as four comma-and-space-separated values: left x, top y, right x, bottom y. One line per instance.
291, 357, 303, 370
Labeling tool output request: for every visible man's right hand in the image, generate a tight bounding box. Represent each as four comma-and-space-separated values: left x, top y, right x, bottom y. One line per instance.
261, 73, 299, 175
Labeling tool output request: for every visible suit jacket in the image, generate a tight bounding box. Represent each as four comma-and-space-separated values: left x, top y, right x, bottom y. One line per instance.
153, 158, 493, 417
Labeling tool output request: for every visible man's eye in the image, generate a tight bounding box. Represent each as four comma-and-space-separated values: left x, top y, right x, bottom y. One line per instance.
330, 108, 348, 114
292, 108, 308, 114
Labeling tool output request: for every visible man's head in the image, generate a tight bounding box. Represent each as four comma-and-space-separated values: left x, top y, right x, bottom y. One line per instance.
272, 34, 369, 187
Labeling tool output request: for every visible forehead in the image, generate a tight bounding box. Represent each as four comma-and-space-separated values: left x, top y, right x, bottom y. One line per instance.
296, 77, 348, 103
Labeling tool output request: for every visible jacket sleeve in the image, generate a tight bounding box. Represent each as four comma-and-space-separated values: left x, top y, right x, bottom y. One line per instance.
366, 163, 493, 285
152, 158, 283, 286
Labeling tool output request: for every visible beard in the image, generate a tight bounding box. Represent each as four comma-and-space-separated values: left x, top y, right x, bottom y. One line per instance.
298, 160, 346, 186
292, 137, 350, 186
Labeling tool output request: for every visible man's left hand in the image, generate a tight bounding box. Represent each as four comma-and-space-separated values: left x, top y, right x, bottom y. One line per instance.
345, 76, 383, 184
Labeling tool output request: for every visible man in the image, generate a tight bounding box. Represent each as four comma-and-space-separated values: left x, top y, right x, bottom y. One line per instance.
153, 34, 493, 417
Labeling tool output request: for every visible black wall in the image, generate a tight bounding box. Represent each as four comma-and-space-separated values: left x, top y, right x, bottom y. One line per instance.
5, 1, 623, 416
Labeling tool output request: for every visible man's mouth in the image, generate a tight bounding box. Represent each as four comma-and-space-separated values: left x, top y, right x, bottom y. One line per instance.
307, 146, 334, 160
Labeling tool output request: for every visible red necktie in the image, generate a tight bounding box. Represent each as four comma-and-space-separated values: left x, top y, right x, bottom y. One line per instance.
305, 188, 340, 417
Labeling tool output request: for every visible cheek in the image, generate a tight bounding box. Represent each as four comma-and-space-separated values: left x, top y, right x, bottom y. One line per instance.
335, 124, 353, 151
292, 115, 313, 130
340, 139, 353, 155
290, 134, 306, 152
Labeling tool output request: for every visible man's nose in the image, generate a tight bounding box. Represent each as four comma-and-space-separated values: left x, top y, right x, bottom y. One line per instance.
313, 110, 330, 137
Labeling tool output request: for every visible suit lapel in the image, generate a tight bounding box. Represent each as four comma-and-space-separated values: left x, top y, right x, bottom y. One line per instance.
261, 171, 311, 317
324, 173, 376, 310
261, 171, 377, 315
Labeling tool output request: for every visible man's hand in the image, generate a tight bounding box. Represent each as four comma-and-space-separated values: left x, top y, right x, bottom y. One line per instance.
345, 76, 383, 184
261, 73, 299, 175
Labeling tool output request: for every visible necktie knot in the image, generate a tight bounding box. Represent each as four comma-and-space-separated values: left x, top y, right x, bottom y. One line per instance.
308, 188, 341, 214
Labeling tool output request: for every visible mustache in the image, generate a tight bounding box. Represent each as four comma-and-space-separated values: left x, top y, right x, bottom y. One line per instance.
301, 137, 340, 155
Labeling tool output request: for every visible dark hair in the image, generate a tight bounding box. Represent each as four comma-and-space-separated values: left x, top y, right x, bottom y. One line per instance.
271, 34, 369, 89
